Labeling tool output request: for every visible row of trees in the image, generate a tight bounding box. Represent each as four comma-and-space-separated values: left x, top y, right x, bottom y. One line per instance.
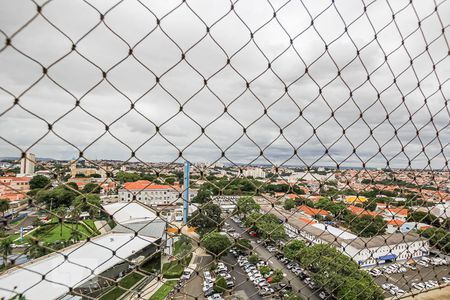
114, 171, 183, 185
419, 227, 450, 254
192, 179, 306, 199
284, 241, 383, 300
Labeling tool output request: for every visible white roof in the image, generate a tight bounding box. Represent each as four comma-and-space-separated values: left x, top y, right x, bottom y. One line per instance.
103, 202, 158, 224
0, 233, 156, 300
312, 223, 357, 240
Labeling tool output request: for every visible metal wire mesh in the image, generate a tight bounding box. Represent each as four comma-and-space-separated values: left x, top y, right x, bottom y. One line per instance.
0, 0, 449, 299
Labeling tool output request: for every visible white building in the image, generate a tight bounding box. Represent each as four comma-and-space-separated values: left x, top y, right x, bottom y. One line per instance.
118, 180, 180, 206
213, 195, 239, 212
261, 205, 428, 268
243, 167, 266, 178
19, 152, 35, 176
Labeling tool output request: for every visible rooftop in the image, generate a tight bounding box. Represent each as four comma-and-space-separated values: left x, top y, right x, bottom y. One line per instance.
121, 180, 173, 191
103, 202, 158, 225
0, 233, 156, 300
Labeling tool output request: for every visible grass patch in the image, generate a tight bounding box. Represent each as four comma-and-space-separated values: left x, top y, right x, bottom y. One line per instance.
83, 219, 100, 234
162, 261, 185, 279
119, 272, 144, 289
98, 272, 144, 300
33, 223, 92, 243
173, 238, 192, 256
148, 280, 177, 300
99, 287, 126, 300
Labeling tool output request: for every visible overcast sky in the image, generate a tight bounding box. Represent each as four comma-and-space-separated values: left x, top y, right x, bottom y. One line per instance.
0, 0, 449, 169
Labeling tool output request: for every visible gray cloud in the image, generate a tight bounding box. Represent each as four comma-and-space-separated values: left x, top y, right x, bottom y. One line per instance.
0, 0, 449, 169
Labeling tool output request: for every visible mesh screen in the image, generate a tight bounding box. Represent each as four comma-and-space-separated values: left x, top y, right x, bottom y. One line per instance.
0, 0, 449, 300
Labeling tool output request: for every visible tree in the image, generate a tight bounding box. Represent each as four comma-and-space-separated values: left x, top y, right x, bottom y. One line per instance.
73, 194, 101, 217
89, 173, 101, 178
0, 200, 10, 217
70, 229, 83, 242
236, 196, 260, 217
64, 182, 79, 191
346, 215, 387, 237
297, 244, 383, 300
283, 240, 305, 260
248, 254, 259, 264
36, 186, 77, 209
82, 183, 101, 194
362, 200, 377, 212
0, 238, 13, 269
202, 231, 231, 257
407, 211, 440, 227
271, 269, 284, 283
192, 187, 212, 204
214, 275, 228, 293
283, 198, 296, 210
188, 203, 222, 235
235, 239, 252, 252
115, 171, 140, 183
29, 175, 51, 190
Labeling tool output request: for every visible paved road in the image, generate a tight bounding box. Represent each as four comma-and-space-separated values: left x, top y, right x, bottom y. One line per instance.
173, 254, 213, 299
222, 254, 263, 300
227, 219, 320, 300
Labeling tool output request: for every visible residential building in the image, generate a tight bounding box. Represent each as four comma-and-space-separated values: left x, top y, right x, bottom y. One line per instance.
118, 180, 179, 206
259, 204, 428, 268
242, 167, 266, 178
19, 152, 35, 176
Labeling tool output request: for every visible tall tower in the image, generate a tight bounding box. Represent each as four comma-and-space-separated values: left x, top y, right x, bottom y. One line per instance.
20, 152, 36, 175
183, 161, 190, 224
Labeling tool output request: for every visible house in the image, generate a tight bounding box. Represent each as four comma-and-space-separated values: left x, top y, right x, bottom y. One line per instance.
297, 205, 329, 217
344, 196, 368, 204
386, 219, 405, 233
383, 207, 408, 221
348, 205, 379, 217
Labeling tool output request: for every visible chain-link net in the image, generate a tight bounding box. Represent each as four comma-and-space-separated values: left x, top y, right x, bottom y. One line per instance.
0, 0, 449, 299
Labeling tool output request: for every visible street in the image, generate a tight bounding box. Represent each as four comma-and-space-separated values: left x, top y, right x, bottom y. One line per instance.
227, 219, 321, 300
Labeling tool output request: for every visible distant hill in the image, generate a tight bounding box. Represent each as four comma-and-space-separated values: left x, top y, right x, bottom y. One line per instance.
0, 157, 56, 162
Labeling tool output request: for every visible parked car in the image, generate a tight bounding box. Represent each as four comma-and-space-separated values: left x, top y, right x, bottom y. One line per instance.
181, 268, 194, 280
207, 294, 224, 300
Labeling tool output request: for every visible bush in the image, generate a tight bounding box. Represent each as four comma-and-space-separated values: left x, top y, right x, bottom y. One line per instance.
214, 276, 228, 293
248, 254, 259, 265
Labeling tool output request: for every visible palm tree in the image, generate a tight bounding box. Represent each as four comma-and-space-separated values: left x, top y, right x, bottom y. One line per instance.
0, 199, 10, 217
0, 238, 13, 269
69, 229, 82, 242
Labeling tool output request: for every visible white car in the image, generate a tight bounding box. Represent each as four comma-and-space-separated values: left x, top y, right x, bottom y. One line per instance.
204, 271, 213, 282
417, 260, 429, 267
180, 268, 194, 280
203, 281, 214, 293
207, 294, 224, 300
412, 282, 425, 290
442, 276, 450, 284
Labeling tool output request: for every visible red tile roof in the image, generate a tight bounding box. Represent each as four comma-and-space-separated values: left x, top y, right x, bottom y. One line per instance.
385, 207, 408, 216
123, 180, 171, 191
348, 205, 378, 217
298, 217, 317, 225
297, 205, 329, 216
388, 219, 405, 226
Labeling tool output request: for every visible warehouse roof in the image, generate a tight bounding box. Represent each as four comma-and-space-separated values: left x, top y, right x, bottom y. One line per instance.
0, 233, 156, 300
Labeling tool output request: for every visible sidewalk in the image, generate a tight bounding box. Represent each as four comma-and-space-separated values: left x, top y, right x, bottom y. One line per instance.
127, 277, 166, 300
94, 220, 111, 234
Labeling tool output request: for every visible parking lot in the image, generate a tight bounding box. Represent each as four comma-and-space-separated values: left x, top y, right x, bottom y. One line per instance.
373, 263, 450, 298
226, 218, 321, 300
